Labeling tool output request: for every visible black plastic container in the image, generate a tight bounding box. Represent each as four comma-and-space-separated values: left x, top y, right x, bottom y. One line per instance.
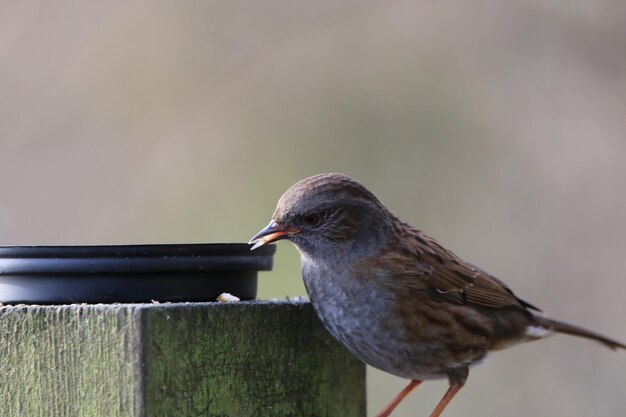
0, 243, 275, 304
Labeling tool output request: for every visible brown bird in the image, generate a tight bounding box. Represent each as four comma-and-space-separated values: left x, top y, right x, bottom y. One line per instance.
249, 173, 625, 417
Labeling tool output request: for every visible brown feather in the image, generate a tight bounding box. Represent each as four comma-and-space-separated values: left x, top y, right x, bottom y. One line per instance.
386, 223, 537, 312
533, 316, 626, 350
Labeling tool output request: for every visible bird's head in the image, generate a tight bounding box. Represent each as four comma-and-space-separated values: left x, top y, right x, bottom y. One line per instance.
249, 173, 393, 261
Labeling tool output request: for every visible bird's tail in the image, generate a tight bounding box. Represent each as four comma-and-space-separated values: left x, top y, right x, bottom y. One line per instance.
532, 315, 625, 350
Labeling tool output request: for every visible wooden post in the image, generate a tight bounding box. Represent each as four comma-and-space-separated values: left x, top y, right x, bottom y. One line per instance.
0, 301, 365, 417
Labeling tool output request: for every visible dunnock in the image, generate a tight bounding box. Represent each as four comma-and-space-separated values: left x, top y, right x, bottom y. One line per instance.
249, 173, 624, 417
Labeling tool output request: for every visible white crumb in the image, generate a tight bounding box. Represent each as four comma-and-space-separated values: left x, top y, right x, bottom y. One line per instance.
217, 292, 240, 303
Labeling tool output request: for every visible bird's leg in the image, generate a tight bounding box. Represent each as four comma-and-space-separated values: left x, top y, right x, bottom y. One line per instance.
428, 383, 463, 417
428, 367, 468, 417
375, 379, 422, 417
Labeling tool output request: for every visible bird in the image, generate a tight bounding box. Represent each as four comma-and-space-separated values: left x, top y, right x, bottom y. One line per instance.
249, 173, 625, 417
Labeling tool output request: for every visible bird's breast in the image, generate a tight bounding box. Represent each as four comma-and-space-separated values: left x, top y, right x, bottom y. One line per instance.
301, 258, 450, 380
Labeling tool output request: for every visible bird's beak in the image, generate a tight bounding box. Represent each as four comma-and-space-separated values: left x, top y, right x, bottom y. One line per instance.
248, 220, 298, 250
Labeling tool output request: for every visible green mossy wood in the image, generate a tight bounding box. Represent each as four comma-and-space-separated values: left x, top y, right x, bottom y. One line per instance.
0, 301, 365, 417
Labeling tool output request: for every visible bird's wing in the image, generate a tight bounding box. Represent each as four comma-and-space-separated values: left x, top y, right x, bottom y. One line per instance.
383, 229, 539, 311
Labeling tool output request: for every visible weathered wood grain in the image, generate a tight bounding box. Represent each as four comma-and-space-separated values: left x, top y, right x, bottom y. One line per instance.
0, 301, 365, 417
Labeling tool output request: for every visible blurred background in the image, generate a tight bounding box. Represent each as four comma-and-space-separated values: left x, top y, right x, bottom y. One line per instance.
1, 1, 625, 416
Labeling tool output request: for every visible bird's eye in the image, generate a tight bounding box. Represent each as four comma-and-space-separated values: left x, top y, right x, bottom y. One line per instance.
302, 213, 321, 226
